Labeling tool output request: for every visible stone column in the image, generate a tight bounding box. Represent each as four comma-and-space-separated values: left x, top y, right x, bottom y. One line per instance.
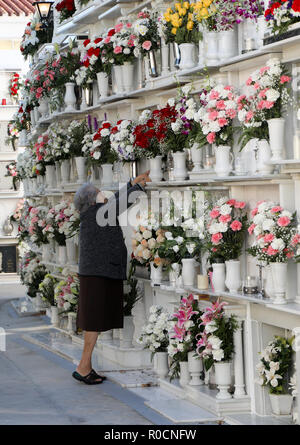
292, 327, 300, 424
233, 319, 247, 398
160, 37, 169, 76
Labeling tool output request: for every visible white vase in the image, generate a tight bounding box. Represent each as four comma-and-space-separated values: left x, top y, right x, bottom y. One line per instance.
169, 263, 180, 285
34, 293, 43, 311
257, 139, 273, 175
45, 164, 56, 189
61, 159, 71, 184
113, 65, 124, 94
42, 244, 52, 262
181, 258, 196, 286
191, 143, 202, 172
265, 264, 275, 299
161, 37, 169, 76
100, 330, 113, 341
204, 31, 219, 65
149, 156, 163, 182
155, 351, 169, 379
212, 263, 226, 292
67, 312, 75, 334
270, 262, 288, 305
269, 394, 293, 416
30, 109, 36, 126
97, 71, 109, 100
19, 129, 28, 146
33, 106, 41, 123
179, 361, 190, 387
225, 260, 241, 293
256, 15, 266, 49
214, 361, 232, 399
150, 262, 163, 284
75, 156, 86, 183
188, 351, 203, 386
214, 145, 233, 177
66, 238, 77, 265
119, 315, 134, 348
38, 98, 49, 119
64, 82, 76, 112
51, 306, 59, 326
268, 118, 285, 161
179, 43, 196, 70
58, 245, 67, 265
173, 151, 187, 181
122, 62, 134, 92
218, 28, 238, 62
101, 163, 113, 186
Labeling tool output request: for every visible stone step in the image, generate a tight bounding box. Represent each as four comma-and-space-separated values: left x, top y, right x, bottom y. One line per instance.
11, 298, 44, 317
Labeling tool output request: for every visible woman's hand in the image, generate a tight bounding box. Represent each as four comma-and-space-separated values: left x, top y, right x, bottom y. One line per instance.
132, 171, 151, 187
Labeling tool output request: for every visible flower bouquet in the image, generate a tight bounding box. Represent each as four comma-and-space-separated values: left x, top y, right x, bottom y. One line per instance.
20, 252, 47, 298
134, 8, 160, 58
162, 2, 202, 44
20, 19, 51, 60
265, 0, 300, 37
5, 161, 19, 190
56, 0, 76, 23
27, 205, 49, 246
110, 119, 136, 161
39, 273, 57, 307
110, 21, 139, 64
54, 272, 79, 313
88, 121, 118, 165
6, 121, 19, 151
9, 73, 21, 102
131, 224, 166, 268
138, 305, 172, 357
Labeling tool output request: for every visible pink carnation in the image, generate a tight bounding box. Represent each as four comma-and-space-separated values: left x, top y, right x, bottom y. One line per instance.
113, 46, 122, 54
209, 90, 219, 100
142, 40, 152, 51
210, 208, 220, 219
218, 118, 228, 127
267, 245, 278, 256
280, 75, 291, 84
230, 220, 242, 231
216, 100, 226, 110
206, 132, 216, 144
219, 214, 231, 223
234, 201, 246, 209
277, 216, 291, 227
211, 233, 223, 244
209, 110, 218, 120
271, 206, 283, 213
264, 233, 274, 243
248, 223, 255, 235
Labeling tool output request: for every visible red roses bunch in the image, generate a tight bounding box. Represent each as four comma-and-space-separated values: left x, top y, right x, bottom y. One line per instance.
90, 122, 117, 164
9, 73, 21, 100
133, 106, 177, 159
56, 0, 76, 23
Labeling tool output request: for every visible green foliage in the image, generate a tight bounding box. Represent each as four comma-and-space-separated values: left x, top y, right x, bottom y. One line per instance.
123, 262, 142, 316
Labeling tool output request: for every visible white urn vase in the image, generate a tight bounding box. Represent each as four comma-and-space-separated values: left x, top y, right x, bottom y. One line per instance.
75, 156, 86, 183
30, 109, 36, 126
214, 145, 233, 177
188, 351, 203, 386
149, 156, 163, 182
270, 262, 288, 304
225, 260, 241, 293
113, 65, 124, 94
61, 159, 71, 184
179, 43, 196, 70
64, 82, 76, 112
155, 351, 169, 379
169, 263, 181, 285
179, 361, 190, 387
51, 306, 59, 326
265, 264, 275, 299
67, 312, 76, 334
212, 263, 226, 292
190, 143, 203, 172
173, 151, 187, 181
267, 118, 285, 161
33, 106, 41, 123
66, 238, 77, 265
150, 262, 163, 284
58, 245, 67, 265
204, 31, 219, 65
218, 29, 238, 62
97, 71, 109, 101
256, 15, 267, 49
122, 62, 134, 92
101, 163, 114, 186
45, 164, 56, 189
214, 361, 232, 399
38, 98, 49, 119
55, 161, 62, 186
257, 139, 273, 175
181, 258, 196, 286
119, 315, 134, 348
269, 394, 293, 416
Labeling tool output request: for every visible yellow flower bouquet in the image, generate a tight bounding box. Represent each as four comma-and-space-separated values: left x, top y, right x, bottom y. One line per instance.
194, 0, 218, 31
162, 1, 203, 44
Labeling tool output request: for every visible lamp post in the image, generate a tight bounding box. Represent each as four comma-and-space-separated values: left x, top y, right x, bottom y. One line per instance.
33, 1, 54, 42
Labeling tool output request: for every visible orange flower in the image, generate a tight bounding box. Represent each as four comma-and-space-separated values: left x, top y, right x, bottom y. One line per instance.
141, 239, 148, 247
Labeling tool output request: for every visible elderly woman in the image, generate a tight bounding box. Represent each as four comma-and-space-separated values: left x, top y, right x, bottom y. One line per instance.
72, 172, 150, 385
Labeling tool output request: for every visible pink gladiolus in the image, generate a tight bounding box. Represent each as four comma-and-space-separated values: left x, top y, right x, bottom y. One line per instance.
277, 216, 291, 227
230, 220, 242, 231
211, 233, 223, 244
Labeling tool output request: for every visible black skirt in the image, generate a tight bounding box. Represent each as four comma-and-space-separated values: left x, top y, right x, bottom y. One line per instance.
76, 275, 124, 332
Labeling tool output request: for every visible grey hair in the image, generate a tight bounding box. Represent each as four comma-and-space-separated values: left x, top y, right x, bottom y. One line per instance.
74, 182, 98, 213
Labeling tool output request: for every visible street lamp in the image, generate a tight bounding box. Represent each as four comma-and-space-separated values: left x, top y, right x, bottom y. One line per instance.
33, 1, 54, 23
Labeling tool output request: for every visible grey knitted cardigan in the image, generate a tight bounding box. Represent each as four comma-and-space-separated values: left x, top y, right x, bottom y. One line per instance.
78, 181, 144, 280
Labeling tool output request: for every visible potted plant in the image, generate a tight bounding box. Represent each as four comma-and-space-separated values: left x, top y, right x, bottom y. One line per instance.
196, 299, 238, 398
256, 336, 294, 415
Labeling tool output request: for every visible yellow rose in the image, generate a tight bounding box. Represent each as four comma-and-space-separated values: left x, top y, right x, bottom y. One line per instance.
175, 3, 181, 10
178, 7, 187, 16
164, 12, 171, 22
166, 7, 173, 13
194, 1, 203, 9
203, 0, 212, 6
200, 7, 209, 17
188, 12, 194, 20
171, 27, 177, 34
183, 1, 190, 8
172, 12, 179, 20
187, 20, 194, 30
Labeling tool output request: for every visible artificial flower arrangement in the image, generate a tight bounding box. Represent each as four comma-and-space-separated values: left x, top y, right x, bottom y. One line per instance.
10, 199, 24, 224
133, 8, 160, 56
131, 223, 166, 268
194, 0, 219, 31
162, 2, 203, 44
133, 106, 177, 159
265, 0, 300, 36
16, 200, 31, 243
237, 93, 269, 149
20, 251, 47, 299
11, 104, 31, 132
6, 121, 19, 151
163, 84, 205, 154
244, 58, 292, 121
247, 201, 298, 263
54, 270, 79, 313
204, 196, 248, 264
39, 273, 57, 307
110, 119, 137, 161
87, 121, 118, 164
256, 336, 294, 394
109, 20, 139, 65
194, 83, 238, 146
27, 205, 50, 247
20, 20, 51, 60
46, 121, 69, 162
33, 132, 54, 166
55, 0, 76, 23
64, 120, 90, 158
9, 72, 21, 101
138, 305, 172, 357
45, 203, 69, 247
168, 294, 203, 379
5, 161, 19, 191
196, 299, 238, 371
